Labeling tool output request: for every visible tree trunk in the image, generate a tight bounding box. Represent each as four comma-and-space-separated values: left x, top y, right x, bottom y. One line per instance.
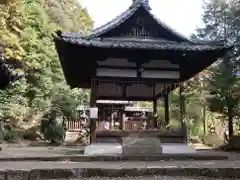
0, 120, 3, 140
228, 106, 234, 138
202, 105, 206, 135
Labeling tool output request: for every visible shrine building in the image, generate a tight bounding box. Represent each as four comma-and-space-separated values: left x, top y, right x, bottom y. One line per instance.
54, 0, 231, 149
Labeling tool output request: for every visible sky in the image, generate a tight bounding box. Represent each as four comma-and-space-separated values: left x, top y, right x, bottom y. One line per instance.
80, 0, 204, 37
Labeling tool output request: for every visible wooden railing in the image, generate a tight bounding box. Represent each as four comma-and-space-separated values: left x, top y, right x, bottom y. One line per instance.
66, 120, 83, 131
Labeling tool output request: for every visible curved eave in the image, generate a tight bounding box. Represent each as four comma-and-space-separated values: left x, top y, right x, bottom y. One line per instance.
86, 2, 190, 41
53, 37, 74, 87
84, 3, 141, 39
54, 36, 231, 89
55, 36, 231, 53
59, 1, 191, 42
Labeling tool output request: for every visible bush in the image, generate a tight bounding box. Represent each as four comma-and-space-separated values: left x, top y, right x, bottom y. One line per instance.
189, 136, 202, 144
3, 129, 19, 143
202, 134, 224, 147
23, 127, 39, 141
75, 136, 87, 144
229, 136, 240, 148
220, 136, 240, 151
40, 119, 65, 144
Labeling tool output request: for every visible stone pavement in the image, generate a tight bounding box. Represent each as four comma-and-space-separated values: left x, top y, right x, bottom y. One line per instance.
0, 161, 240, 179
0, 146, 234, 158
3, 146, 240, 162
76, 176, 237, 180
0, 146, 240, 179
0, 146, 85, 157
1, 160, 240, 169
0, 149, 230, 161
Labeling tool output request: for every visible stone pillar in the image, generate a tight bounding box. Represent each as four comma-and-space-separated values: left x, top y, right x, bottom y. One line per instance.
99, 107, 104, 130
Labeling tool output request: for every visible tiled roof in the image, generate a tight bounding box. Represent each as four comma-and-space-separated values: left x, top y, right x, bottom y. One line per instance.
58, 1, 189, 41
54, 0, 231, 52
58, 36, 229, 52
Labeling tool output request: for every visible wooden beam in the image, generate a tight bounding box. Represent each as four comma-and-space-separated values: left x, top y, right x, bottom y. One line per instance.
155, 83, 180, 99
97, 65, 180, 71
92, 76, 180, 83
96, 96, 155, 101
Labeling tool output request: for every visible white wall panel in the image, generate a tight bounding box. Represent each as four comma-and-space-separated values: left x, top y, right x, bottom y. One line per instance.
97, 58, 136, 67
142, 70, 180, 79
97, 68, 137, 77
143, 60, 179, 68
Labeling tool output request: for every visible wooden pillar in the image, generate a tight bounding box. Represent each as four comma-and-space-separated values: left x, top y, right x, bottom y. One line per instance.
153, 99, 158, 128
99, 107, 104, 130
119, 109, 124, 130
89, 79, 97, 144
164, 93, 170, 125
179, 83, 187, 143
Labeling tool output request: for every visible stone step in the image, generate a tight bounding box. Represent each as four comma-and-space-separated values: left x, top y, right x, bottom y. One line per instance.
0, 153, 229, 162
0, 161, 239, 179
65, 131, 79, 142
161, 144, 196, 154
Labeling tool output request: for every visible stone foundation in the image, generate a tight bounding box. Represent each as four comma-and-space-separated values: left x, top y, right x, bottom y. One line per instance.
122, 137, 162, 155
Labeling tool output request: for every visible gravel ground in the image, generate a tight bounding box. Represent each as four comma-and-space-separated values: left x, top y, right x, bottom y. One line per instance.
87, 177, 237, 180
0, 147, 85, 157
50, 176, 239, 180
1, 160, 240, 170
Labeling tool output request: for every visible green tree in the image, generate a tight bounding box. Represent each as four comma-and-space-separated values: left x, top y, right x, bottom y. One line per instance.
193, 0, 240, 137
0, 0, 92, 141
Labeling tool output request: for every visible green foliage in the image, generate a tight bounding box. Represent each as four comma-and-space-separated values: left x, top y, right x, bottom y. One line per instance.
193, 0, 240, 137
202, 134, 224, 147
0, 0, 92, 140
23, 126, 39, 141
225, 136, 240, 150
40, 118, 64, 144
50, 87, 89, 120
2, 125, 22, 143
3, 129, 19, 142
206, 62, 239, 117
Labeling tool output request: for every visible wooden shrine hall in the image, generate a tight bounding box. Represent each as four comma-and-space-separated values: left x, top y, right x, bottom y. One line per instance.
81, 100, 154, 131
54, 0, 231, 149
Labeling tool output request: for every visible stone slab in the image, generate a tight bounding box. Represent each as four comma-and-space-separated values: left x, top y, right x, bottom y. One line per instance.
0, 153, 228, 162
161, 143, 196, 154
122, 137, 162, 155
0, 161, 240, 178
84, 143, 122, 155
